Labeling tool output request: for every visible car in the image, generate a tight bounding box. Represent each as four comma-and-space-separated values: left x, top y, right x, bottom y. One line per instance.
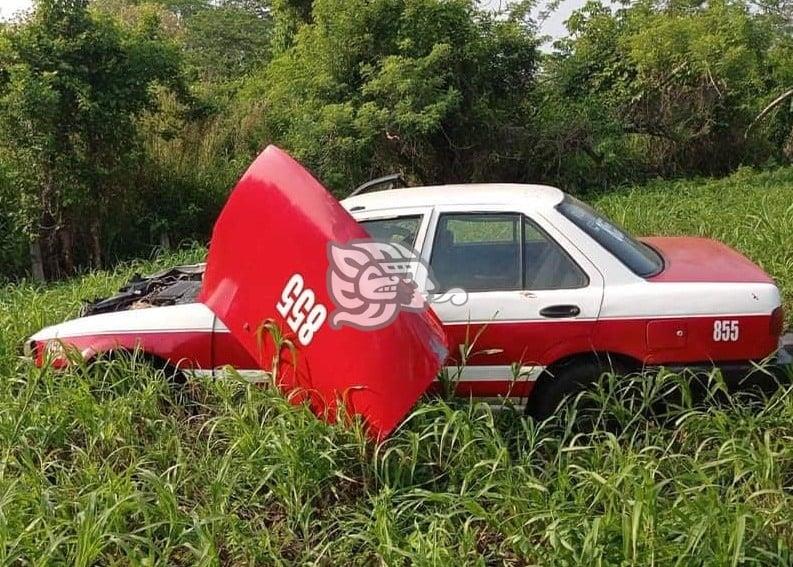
26, 152, 791, 420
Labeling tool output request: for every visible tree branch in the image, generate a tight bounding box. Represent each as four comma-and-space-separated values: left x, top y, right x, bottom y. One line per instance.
745, 87, 793, 139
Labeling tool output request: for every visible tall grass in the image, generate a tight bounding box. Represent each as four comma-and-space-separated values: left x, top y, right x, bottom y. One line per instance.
0, 168, 791, 564
595, 166, 793, 324
2, 354, 792, 564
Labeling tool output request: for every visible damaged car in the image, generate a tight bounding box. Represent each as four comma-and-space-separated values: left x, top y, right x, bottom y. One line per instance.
27, 146, 791, 435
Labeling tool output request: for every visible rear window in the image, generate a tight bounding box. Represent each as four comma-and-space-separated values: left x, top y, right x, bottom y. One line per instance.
557, 196, 663, 277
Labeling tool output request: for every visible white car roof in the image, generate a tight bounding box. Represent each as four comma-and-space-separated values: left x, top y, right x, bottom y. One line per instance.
341, 183, 566, 212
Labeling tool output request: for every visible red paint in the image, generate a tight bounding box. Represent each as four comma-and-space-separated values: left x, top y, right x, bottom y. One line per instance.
35, 301, 780, 403
443, 320, 596, 368
34, 331, 213, 370
32, 159, 782, 409
199, 145, 447, 439
643, 237, 774, 284
443, 313, 777, 374
212, 330, 536, 398
646, 319, 688, 350
36, 309, 779, 401
212, 331, 258, 369
592, 314, 778, 364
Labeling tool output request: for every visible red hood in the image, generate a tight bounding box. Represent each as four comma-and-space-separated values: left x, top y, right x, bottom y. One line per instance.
199, 146, 447, 440
642, 237, 773, 284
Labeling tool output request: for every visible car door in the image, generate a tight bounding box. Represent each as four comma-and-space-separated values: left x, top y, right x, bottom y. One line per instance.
423, 205, 604, 399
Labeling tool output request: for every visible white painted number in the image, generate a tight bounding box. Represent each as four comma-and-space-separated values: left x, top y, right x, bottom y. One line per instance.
276, 273, 327, 346
713, 320, 739, 342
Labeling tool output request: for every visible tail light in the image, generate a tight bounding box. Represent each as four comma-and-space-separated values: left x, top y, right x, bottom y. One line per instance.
770, 306, 784, 337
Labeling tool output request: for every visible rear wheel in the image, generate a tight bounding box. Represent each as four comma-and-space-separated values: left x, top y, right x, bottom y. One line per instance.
525, 355, 627, 421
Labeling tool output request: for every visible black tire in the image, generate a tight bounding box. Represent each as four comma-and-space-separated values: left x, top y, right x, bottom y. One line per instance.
136, 354, 201, 410
525, 356, 624, 421
124, 351, 185, 385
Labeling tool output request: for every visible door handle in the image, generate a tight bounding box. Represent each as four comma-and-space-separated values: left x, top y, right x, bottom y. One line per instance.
539, 304, 581, 318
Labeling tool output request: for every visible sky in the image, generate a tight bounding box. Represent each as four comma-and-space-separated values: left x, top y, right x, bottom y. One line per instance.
0, 0, 32, 20
0, 0, 585, 40
486, 0, 584, 40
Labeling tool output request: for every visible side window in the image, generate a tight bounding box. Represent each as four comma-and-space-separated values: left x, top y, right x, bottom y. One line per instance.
430, 213, 521, 292
358, 215, 422, 248
429, 213, 589, 293
523, 218, 588, 290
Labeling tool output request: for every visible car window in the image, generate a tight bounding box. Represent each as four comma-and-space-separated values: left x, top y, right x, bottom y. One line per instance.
430, 213, 521, 292
446, 216, 518, 243
557, 196, 663, 277
523, 218, 588, 290
358, 215, 422, 248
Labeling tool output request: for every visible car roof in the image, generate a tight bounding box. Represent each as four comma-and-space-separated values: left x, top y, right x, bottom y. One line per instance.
340, 183, 566, 212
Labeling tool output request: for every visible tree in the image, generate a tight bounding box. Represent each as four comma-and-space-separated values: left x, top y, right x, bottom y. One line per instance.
183, 1, 272, 83
0, 0, 182, 279
543, 0, 793, 186
243, 0, 541, 193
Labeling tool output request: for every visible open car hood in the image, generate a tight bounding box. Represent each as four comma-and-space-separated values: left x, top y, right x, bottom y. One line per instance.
199, 146, 447, 439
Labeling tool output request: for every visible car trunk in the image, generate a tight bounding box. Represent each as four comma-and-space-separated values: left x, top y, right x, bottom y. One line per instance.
642, 237, 774, 284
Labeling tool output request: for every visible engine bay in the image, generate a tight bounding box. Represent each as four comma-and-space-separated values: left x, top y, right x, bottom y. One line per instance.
80, 264, 205, 317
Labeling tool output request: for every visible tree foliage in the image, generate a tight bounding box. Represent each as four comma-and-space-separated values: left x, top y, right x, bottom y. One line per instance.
0, 0, 791, 279
543, 0, 793, 185
247, 0, 539, 192
182, 1, 271, 83
0, 0, 182, 278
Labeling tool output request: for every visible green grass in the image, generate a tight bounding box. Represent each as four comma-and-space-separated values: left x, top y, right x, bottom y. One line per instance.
1, 167, 792, 564
594, 166, 793, 325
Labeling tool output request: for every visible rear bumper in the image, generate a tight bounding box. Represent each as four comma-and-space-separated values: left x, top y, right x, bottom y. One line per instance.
660, 333, 792, 388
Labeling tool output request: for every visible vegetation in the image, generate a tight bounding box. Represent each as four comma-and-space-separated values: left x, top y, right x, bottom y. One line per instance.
0, 0, 790, 564
0, 0, 183, 279
1, 0, 792, 280
1, 169, 791, 564
596, 166, 793, 326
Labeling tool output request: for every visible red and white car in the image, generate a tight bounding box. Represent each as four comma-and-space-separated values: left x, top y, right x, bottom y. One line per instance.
27, 153, 790, 419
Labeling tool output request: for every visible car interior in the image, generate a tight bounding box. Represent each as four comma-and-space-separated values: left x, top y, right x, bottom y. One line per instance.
430, 214, 588, 292
360, 213, 589, 293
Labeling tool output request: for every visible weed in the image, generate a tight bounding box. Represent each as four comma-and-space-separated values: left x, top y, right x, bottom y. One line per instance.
1, 171, 792, 564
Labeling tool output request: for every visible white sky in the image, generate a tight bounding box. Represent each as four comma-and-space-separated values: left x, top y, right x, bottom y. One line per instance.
0, 0, 32, 20
486, 0, 585, 40
0, 0, 585, 39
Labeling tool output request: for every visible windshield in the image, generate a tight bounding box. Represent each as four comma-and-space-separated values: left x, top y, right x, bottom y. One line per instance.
557, 196, 663, 277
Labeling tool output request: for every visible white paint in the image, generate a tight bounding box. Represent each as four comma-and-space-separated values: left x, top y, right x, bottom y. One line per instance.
344, 186, 782, 323
193, 364, 542, 383
190, 368, 270, 383
30, 182, 782, 374
30, 303, 216, 341
342, 184, 565, 216
446, 364, 543, 382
